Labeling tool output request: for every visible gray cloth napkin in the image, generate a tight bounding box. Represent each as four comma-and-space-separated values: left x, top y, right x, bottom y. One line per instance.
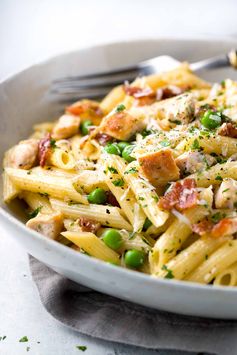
29, 256, 237, 355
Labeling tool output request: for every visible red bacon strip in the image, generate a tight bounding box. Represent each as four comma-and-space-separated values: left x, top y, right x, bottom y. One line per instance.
218, 122, 237, 138
192, 217, 237, 238
158, 178, 198, 211
79, 217, 101, 234
38, 133, 52, 167
192, 219, 214, 236
211, 218, 237, 238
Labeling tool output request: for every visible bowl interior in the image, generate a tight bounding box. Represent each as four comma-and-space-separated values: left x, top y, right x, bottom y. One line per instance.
1, 37, 237, 218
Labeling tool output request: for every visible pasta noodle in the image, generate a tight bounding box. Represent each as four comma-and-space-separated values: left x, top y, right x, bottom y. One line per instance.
3, 64, 237, 286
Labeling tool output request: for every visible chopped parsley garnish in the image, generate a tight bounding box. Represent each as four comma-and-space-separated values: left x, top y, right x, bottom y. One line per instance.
142, 218, 152, 231
215, 175, 223, 181
39, 192, 49, 197
191, 139, 200, 151
107, 166, 118, 174
161, 265, 174, 279
125, 167, 138, 174
26, 347, 30, 352
27, 170, 32, 175
29, 206, 42, 219
115, 104, 126, 112
211, 212, 222, 223
222, 188, 230, 193
50, 138, 57, 148
0, 336, 6, 341
19, 336, 28, 343
112, 178, 124, 187
169, 119, 181, 125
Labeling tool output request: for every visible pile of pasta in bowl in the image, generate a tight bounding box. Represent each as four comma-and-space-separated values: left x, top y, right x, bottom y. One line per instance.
3, 64, 237, 286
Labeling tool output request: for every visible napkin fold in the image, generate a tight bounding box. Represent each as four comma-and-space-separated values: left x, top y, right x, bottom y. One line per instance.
29, 256, 237, 355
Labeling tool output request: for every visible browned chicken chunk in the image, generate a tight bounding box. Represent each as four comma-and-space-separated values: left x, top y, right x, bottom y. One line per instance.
99, 110, 145, 141
9, 139, 39, 169
52, 114, 80, 140
26, 212, 64, 239
138, 149, 180, 187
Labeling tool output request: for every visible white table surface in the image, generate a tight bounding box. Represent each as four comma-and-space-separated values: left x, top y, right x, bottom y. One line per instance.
1, 0, 237, 354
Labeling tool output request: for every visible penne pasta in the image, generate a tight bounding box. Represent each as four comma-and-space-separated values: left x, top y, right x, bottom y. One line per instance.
5, 167, 88, 204
186, 241, 237, 284
3, 64, 237, 286
62, 231, 120, 264
50, 198, 132, 230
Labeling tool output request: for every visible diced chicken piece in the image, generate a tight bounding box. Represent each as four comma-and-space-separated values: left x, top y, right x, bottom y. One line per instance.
157, 92, 195, 129
99, 111, 145, 141
175, 152, 216, 176
26, 212, 64, 239
138, 149, 180, 187
215, 178, 237, 209
9, 139, 38, 169
52, 114, 80, 140
217, 122, 237, 138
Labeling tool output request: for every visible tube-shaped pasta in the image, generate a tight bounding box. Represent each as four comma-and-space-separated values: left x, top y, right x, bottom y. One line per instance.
72, 170, 107, 193
62, 231, 120, 264
189, 162, 237, 187
5, 167, 88, 204
101, 155, 146, 231
50, 198, 132, 231
21, 191, 52, 214
176, 135, 237, 158
186, 241, 237, 284
157, 236, 228, 280
49, 148, 75, 170
214, 262, 237, 286
107, 155, 169, 228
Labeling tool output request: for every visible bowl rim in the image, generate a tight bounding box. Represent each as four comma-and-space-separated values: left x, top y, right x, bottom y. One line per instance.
1, 36, 237, 295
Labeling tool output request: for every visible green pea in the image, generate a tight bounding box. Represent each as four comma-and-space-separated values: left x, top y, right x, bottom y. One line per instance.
142, 218, 152, 231
104, 143, 121, 156
122, 145, 136, 162
201, 110, 222, 130
124, 249, 145, 268
81, 120, 92, 135
102, 229, 123, 250
87, 188, 107, 204
117, 141, 130, 152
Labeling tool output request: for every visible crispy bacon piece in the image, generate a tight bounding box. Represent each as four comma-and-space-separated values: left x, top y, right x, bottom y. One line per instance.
211, 218, 237, 238
218, 122, 237, 138
192, 219, 214, 236
38, 133, 52, 167
192, 217, 237, 238
158, 178, 198, 211
106, 191, 120, 207
79, 217, 101, 233
124, 84, 156, 106
124, 84, 155, 98
95, 133, 114, 146
157, 85, 184, 100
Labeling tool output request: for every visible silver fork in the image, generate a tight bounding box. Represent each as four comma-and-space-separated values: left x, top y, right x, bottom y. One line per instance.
50, 50, 237, 102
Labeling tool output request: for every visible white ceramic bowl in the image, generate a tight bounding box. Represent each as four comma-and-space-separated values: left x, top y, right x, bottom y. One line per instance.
1, 38, 237, 319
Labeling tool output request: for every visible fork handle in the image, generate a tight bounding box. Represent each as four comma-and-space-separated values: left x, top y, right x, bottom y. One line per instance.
190, 49, 237, 71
